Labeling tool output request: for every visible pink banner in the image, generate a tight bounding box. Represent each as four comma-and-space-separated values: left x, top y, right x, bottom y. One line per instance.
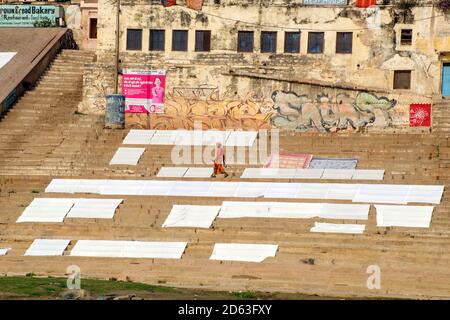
122, 70, 166, 113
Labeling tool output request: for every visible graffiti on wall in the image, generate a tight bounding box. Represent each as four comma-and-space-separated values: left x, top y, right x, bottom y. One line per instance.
125, 86, 401, 132
270, 91, 398, 132
173, 86, 218, 100
144, 89, 274, 130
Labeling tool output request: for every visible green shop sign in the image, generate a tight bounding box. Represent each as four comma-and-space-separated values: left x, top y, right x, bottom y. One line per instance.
0, 5, 63, 27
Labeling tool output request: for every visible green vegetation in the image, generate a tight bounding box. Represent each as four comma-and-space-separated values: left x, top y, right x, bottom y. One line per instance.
0, 276, 175, 298
232, 291, 257, 299
0, 276, 335, 300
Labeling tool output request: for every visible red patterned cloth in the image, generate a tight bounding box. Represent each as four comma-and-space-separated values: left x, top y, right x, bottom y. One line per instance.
264, 152, 313, 169
410, 104, 431, 127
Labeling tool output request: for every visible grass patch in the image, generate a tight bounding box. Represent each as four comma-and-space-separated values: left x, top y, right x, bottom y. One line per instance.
0, 276, 177, 298
232, 291, 257, 299
0, 276, 67, 297
80, 278, 177, 295
0, 276, 341, 300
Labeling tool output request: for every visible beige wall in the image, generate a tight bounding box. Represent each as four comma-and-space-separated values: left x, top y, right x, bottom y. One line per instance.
80, 0, 450, 132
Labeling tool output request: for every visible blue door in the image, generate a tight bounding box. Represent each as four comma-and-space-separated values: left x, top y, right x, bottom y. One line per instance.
443, 64, 450, 97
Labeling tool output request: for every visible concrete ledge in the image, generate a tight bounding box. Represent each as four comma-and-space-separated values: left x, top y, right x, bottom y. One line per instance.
0, 28, 75, 115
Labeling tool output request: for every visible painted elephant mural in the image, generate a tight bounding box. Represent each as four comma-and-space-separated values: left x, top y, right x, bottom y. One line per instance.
270, 90, 397, 132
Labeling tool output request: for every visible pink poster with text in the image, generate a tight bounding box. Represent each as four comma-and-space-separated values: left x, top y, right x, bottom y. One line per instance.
122, 69, 166, 113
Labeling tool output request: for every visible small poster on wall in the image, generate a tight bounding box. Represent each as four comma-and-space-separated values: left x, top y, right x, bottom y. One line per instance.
409, 103, 431, 127
122, 69, 166, 114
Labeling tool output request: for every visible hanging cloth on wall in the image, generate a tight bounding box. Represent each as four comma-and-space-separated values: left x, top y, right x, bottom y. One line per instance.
161, 0, 177, 7
186, 0, 203, 10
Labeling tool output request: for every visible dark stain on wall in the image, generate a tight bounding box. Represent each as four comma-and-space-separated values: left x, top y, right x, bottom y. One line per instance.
195, 12, 209, 26
180, 11, 192, 27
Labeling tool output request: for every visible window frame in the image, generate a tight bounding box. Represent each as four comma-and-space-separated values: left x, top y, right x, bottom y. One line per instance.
237, 31, 254, 53
307, 32, 325, 54
284, 31, 300, 54
336, 32, 353, 54
400, 29, 413, 46
149, 29, 165, 51
195, 30, 211, 52
260, 31, 277, 53
172, 30, 189, 52
126, 28, 142, 51
393, 70, 412, 90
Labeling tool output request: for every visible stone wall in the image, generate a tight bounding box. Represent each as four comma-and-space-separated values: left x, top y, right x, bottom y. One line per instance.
80, 0, 450, 132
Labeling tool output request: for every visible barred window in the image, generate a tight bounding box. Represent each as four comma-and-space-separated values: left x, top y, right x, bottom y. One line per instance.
261, 31, 277, 53
308, 32, 324, 54
237, 31, 254, 52
126, 29, 142, 51
284, 32, 300, 53
150, 30, 165, 51
172, 30, 188, 51
195, 30, 211, 52
336, 32, 352, 54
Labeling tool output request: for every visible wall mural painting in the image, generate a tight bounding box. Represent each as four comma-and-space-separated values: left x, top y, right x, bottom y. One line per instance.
126, 86, 399, 131
270, 90, 398, 132
148, 89, 274, 130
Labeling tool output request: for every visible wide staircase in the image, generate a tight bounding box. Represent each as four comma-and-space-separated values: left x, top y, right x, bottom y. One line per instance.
432, 98, 450, 134
0, 49, 100, 176
0, 55, 449, 298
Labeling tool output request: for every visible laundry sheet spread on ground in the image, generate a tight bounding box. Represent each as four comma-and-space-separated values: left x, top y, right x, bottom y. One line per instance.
219, 202, 370, 220
375, 205, 434, 228
109, 147, 145, 165
264, 152, 313, 169
16, 198, 75, 223
183, 167, 214, 178
156, 167, 189, 177
65, 199, 124, 219
308, 158, 358, 169
162, 205, 222, 228
310, 222, 366, 234
70, 240, 187, 259
0, 248, 11, 256
24, 239, 71, 256
122, 130, 156, 145
17, 198, 123, 222
209, 243, 278, 262
45, 179, 445, 205
241, 168, 384, 180
122, 129, 257, 147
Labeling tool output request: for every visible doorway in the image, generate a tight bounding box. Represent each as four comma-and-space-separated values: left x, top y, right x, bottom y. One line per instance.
443, 63, 450, 97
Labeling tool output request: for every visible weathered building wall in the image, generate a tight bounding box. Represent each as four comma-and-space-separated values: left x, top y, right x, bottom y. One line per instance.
65, 4, 83, 46
80, 0, 450, 132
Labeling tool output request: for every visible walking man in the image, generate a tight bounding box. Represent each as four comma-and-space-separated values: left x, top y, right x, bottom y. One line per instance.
211, 142, 229, 178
